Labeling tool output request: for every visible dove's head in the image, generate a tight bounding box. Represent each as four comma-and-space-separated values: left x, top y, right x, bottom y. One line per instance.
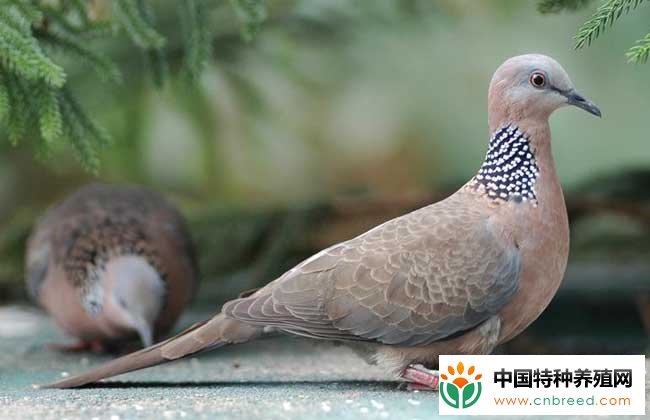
104, 255, 165, 347
487, 54, 600, 131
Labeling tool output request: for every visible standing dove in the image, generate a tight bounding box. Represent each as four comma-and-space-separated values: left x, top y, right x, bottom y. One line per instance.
40, 54, 600, 389
26, 183, 198, 352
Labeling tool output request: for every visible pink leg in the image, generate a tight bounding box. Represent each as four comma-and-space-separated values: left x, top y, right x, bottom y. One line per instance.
406, 383, 438, 391
401, 364, 440, 391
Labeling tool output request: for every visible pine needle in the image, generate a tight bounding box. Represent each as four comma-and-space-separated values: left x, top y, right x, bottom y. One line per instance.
626, 31, 650, 63
113, 0, 166, 50
574, 0, 647, 49
36, 83, 63, 145
178, 0, 213, 82
0, 0, 240, 171
0, 69, 10, 122
538, 0, 593, 14
0, 18, 66, 87
37, 29, 122, 84
229, 0, 267, 42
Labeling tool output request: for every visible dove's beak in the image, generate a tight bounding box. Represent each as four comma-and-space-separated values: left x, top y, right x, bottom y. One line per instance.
564, 90, 601, 118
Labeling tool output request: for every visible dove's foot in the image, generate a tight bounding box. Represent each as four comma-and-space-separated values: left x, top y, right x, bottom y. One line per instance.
401, 364, 439, 391
47, 339, 106, 353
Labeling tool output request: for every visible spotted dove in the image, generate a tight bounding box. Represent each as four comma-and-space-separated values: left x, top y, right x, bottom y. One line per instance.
26, 183, 198, 351
39, 54, 600, 389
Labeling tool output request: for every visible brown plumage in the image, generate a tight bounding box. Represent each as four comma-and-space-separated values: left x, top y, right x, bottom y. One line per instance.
38, 54, 601, 389
26, 183, 198, 351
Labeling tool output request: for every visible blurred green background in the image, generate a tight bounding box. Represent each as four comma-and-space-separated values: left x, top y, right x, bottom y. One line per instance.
0, 0, 648, 354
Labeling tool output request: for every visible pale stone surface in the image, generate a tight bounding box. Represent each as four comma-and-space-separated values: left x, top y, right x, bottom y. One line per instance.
0, 305, 647, 420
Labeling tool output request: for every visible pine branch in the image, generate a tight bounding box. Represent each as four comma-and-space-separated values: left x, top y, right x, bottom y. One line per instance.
145, 47, 167, 88
58, 87, 110, 173
3, 69, 31, 145
0, 0, 270, 171
39, 5, 113, 38
68, 0, 90, 25
113, 0, 166, 50
538, 0, 593, 14
137, 0, 168, 87
0, 5, 33, 35
0, 16, 65, 87
0, 70, 9, 122
9, 0, 43, 23
178, 0, 213, 81
62, 88, 110, 150
229, 0, 268, 42
627, 31, 650, 62
59, 92, 98, 172
36, 29, 122, 83
574, 0, 647, 49
35, 82, 63, 145
1, 68, 62, 150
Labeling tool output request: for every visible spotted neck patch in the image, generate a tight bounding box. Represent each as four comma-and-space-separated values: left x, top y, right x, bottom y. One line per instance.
471, 124, 539, 205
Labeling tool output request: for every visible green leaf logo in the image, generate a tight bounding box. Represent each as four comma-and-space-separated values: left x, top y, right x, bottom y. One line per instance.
439, 362, 483, 409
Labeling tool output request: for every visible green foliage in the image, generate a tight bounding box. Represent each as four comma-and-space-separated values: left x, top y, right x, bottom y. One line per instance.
538, 0, 593, 14
539, 0, 650, 64
574, 0, 646, 48
229, 0, 268, 42
118, 0, 168, 88
35, 83, 62, 145
0, 0, 268, 172
4, 70, 30, 146
178, 0, 213, 81
0, 11, 65, 87
0, 1, 114, 172
626, 32, 650, 63
113, 0, 165, 50
37, 29, 122, 84
0, 74, 8, 122
59, 87, 110, 170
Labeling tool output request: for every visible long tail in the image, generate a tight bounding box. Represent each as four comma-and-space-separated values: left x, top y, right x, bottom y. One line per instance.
36, 313, 262, 389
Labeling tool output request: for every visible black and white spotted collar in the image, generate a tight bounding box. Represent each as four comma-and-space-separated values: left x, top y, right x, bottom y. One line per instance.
471, 124, 539, 205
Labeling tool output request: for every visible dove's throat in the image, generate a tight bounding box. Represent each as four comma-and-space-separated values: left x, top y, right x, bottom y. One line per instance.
470, 124, 540, 205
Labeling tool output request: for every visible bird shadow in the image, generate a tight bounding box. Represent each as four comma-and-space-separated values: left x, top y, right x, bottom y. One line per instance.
70, 380, 404, 390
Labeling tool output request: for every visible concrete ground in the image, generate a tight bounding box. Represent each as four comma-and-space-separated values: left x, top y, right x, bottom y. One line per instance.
0, 305, 647, 420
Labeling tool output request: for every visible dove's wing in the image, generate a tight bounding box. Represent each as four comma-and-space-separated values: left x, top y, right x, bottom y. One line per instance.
224, 194, 521, 346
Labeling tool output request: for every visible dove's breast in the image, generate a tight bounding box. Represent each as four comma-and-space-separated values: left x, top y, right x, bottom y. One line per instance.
495, 152, 569, 343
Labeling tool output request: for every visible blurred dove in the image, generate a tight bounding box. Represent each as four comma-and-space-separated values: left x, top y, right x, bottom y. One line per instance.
26, 183, 198, 352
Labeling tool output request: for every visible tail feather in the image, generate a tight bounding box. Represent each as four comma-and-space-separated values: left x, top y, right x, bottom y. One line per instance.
36, 314, 261, 389
36, 344, 169, 389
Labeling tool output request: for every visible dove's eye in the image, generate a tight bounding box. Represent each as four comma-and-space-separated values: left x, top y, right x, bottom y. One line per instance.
530, 72, 546, 88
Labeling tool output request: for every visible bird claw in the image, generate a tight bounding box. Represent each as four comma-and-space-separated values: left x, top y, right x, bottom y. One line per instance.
401, 364, 440, 391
